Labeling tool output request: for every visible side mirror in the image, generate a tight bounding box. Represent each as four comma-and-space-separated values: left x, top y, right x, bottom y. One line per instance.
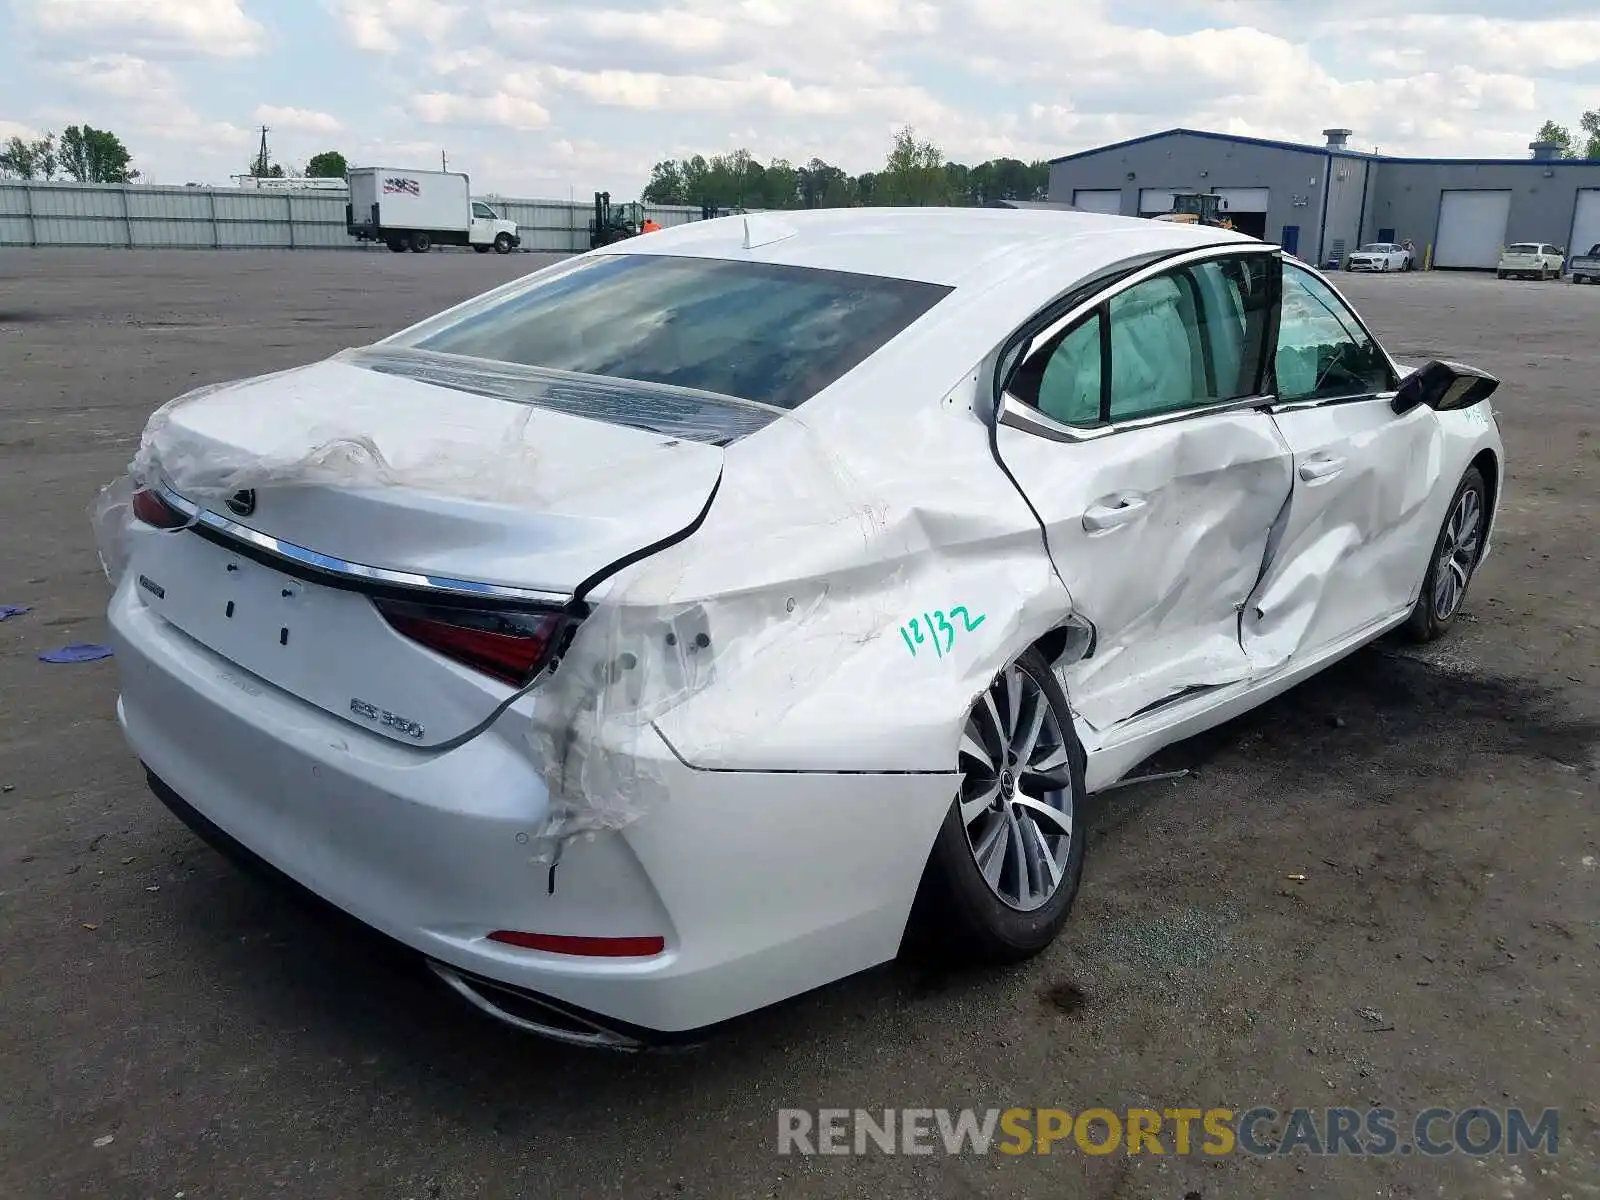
1392, 359, 1500, 415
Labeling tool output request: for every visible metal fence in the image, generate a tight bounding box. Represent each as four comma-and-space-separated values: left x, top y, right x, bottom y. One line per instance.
0, 181, 709, 252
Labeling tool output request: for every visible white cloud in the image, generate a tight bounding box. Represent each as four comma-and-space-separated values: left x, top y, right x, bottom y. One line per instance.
21, 0, 265, 57
410, 90, 552, 130
255, 105, 344, 133
325, 0, 463, 53
4, 0, 1598, 198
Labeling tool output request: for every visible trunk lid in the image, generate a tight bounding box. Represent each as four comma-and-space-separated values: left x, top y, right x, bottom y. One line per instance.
129, 354, 751, 744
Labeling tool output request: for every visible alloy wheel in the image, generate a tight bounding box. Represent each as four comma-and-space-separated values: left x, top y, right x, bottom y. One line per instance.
1433, 486, 1483, 621
957, 662, 1077, 912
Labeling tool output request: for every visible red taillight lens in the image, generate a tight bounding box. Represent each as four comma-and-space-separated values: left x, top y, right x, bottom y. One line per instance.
487, 930, 665, 957
131, 487, 188, 529
374, 599, 565, 687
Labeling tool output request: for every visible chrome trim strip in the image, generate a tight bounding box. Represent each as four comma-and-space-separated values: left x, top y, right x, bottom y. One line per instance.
154, 481, 571, 605
427, 961, 645, 1051
998, 389, 1277, 444
1268, 390, 1399, 414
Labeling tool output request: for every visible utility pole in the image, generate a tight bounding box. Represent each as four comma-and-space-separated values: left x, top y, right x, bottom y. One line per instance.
252, 126, 271, 178
441, 149, 448, 172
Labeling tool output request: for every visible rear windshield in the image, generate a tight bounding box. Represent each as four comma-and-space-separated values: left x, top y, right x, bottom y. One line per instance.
1506, 243, 1540, 254
398, 252, 952, 411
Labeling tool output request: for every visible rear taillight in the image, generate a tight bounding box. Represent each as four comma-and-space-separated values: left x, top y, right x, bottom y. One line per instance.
374, 599, 566, 687
131, 487, 189, 529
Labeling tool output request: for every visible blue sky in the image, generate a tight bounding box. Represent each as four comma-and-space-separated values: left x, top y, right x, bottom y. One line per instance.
3, 1, 1597, 198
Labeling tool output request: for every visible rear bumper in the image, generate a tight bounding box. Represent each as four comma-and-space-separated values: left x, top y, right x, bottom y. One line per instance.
109, 578, 952, 1036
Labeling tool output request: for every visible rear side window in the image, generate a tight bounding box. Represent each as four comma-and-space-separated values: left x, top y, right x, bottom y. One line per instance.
402, 253, 952, 411
1011, 253, 1274, 426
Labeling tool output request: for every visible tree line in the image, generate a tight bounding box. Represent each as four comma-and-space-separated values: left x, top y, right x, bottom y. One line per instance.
641, 127, 1051, 210
1535, 114, 1600, 160
0, 126, 137, 183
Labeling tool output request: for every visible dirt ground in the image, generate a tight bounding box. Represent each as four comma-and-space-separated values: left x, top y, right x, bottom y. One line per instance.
0, 251, 1595, 1200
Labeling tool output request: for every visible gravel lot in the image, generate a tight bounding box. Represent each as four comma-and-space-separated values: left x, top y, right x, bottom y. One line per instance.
1, 251, 1596, 1200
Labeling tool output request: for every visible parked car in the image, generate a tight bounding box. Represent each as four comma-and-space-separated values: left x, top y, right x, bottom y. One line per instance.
1346, 242, 1412, 272
1497, 242, 1564, 280
1568, 243, 1600, 284
99, 209, 1504, 1048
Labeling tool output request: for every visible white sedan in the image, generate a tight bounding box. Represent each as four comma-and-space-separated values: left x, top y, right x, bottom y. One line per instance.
1346, 242, 1411, 272
99, 208, 1504, 1048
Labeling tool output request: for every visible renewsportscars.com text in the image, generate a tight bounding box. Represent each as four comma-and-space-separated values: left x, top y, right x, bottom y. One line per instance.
776, 1106, 1560, 1158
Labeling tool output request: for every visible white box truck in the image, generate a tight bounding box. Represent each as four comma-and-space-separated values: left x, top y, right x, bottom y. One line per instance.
345, 167, 521, 254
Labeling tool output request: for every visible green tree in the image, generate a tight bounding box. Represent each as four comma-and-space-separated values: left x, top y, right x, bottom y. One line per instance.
34, 133, 58, 180
1581, 110, 1600, 159
760, 157, 800, 208
641, 159, 686, 204
0, 135, 38, 179
797, 157, 848, 207
60, 125, 138, 182
305, 150, 347, 178
877, 126, 950, 205
1534, 120, 1577, 158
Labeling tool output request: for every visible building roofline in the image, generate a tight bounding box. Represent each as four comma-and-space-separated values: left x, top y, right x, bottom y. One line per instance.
1047, 127, 1600, 168
1047, 128, 1363, 164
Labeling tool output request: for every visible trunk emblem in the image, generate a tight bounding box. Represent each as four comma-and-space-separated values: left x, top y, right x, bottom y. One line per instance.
225, 489, 256, 517
350, 697, 425, 740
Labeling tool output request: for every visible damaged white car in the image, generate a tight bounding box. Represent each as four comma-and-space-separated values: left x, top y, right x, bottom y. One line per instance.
98, 208, 1504, 1048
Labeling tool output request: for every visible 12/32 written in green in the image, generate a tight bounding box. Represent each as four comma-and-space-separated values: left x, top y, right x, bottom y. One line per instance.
900, 607, 986, 658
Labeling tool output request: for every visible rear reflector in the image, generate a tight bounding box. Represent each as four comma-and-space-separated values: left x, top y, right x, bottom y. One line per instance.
487, 930, 666, 957
373, 598, 566, 687
131, 487, 189, 530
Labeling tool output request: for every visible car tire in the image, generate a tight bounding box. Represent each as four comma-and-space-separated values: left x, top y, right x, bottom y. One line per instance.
473, 244, 491, 254
906, 648, 1088, 964
493, 233, 514, 254
1496, 270, 1507, 280
386, 237, 407, 253
408, 232, 432, 253
1404, 466, 1488, 643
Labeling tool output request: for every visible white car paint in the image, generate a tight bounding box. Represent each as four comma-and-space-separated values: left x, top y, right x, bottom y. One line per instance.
1346, 243, 1410, 272
1498, 242, 1565, 279
100, 207, 1504, 1044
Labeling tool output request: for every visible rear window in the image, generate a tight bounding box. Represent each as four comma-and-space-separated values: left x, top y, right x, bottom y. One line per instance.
1506, 243, 1540, 254
399, 252, 952, 411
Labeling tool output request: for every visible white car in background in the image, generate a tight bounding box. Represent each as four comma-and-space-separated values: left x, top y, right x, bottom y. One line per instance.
1346, 243, 1411, 272
1497, 242, 1565, 280
100, 208, 1505, 1048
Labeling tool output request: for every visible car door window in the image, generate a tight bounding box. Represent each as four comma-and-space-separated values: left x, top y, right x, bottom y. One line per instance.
1014, 254, 1273, 427
472, 203, 494, 219
1274, 264, 1395, 402
1035, 316, 1101, 426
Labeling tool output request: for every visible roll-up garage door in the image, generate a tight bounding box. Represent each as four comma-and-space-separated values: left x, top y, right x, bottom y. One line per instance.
1434, 190, 1512, 268
1212, 187, 1270, 212
1139, 188, 1177, 215
1071, 189, 1123, 214
1570, 190, 1600, 256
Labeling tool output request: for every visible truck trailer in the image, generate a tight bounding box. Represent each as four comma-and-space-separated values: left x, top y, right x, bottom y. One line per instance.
345, 167, 521, 254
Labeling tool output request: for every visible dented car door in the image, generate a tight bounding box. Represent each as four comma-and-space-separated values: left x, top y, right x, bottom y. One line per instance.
994, 247, 1293, 732
1242, 263, 1446, 672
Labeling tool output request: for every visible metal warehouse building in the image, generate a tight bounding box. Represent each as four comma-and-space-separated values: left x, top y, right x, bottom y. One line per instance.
1048, 127, 1600, 270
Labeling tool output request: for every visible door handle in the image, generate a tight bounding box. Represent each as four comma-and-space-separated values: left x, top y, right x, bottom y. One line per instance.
1298, 455, 1347, 483
1082, 493, 1149, 533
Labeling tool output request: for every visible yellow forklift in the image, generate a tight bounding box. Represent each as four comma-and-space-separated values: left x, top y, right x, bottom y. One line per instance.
1151, 191, 1236, 230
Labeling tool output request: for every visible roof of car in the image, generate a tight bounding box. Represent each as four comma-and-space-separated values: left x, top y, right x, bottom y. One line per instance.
613, 206, 1251, 288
